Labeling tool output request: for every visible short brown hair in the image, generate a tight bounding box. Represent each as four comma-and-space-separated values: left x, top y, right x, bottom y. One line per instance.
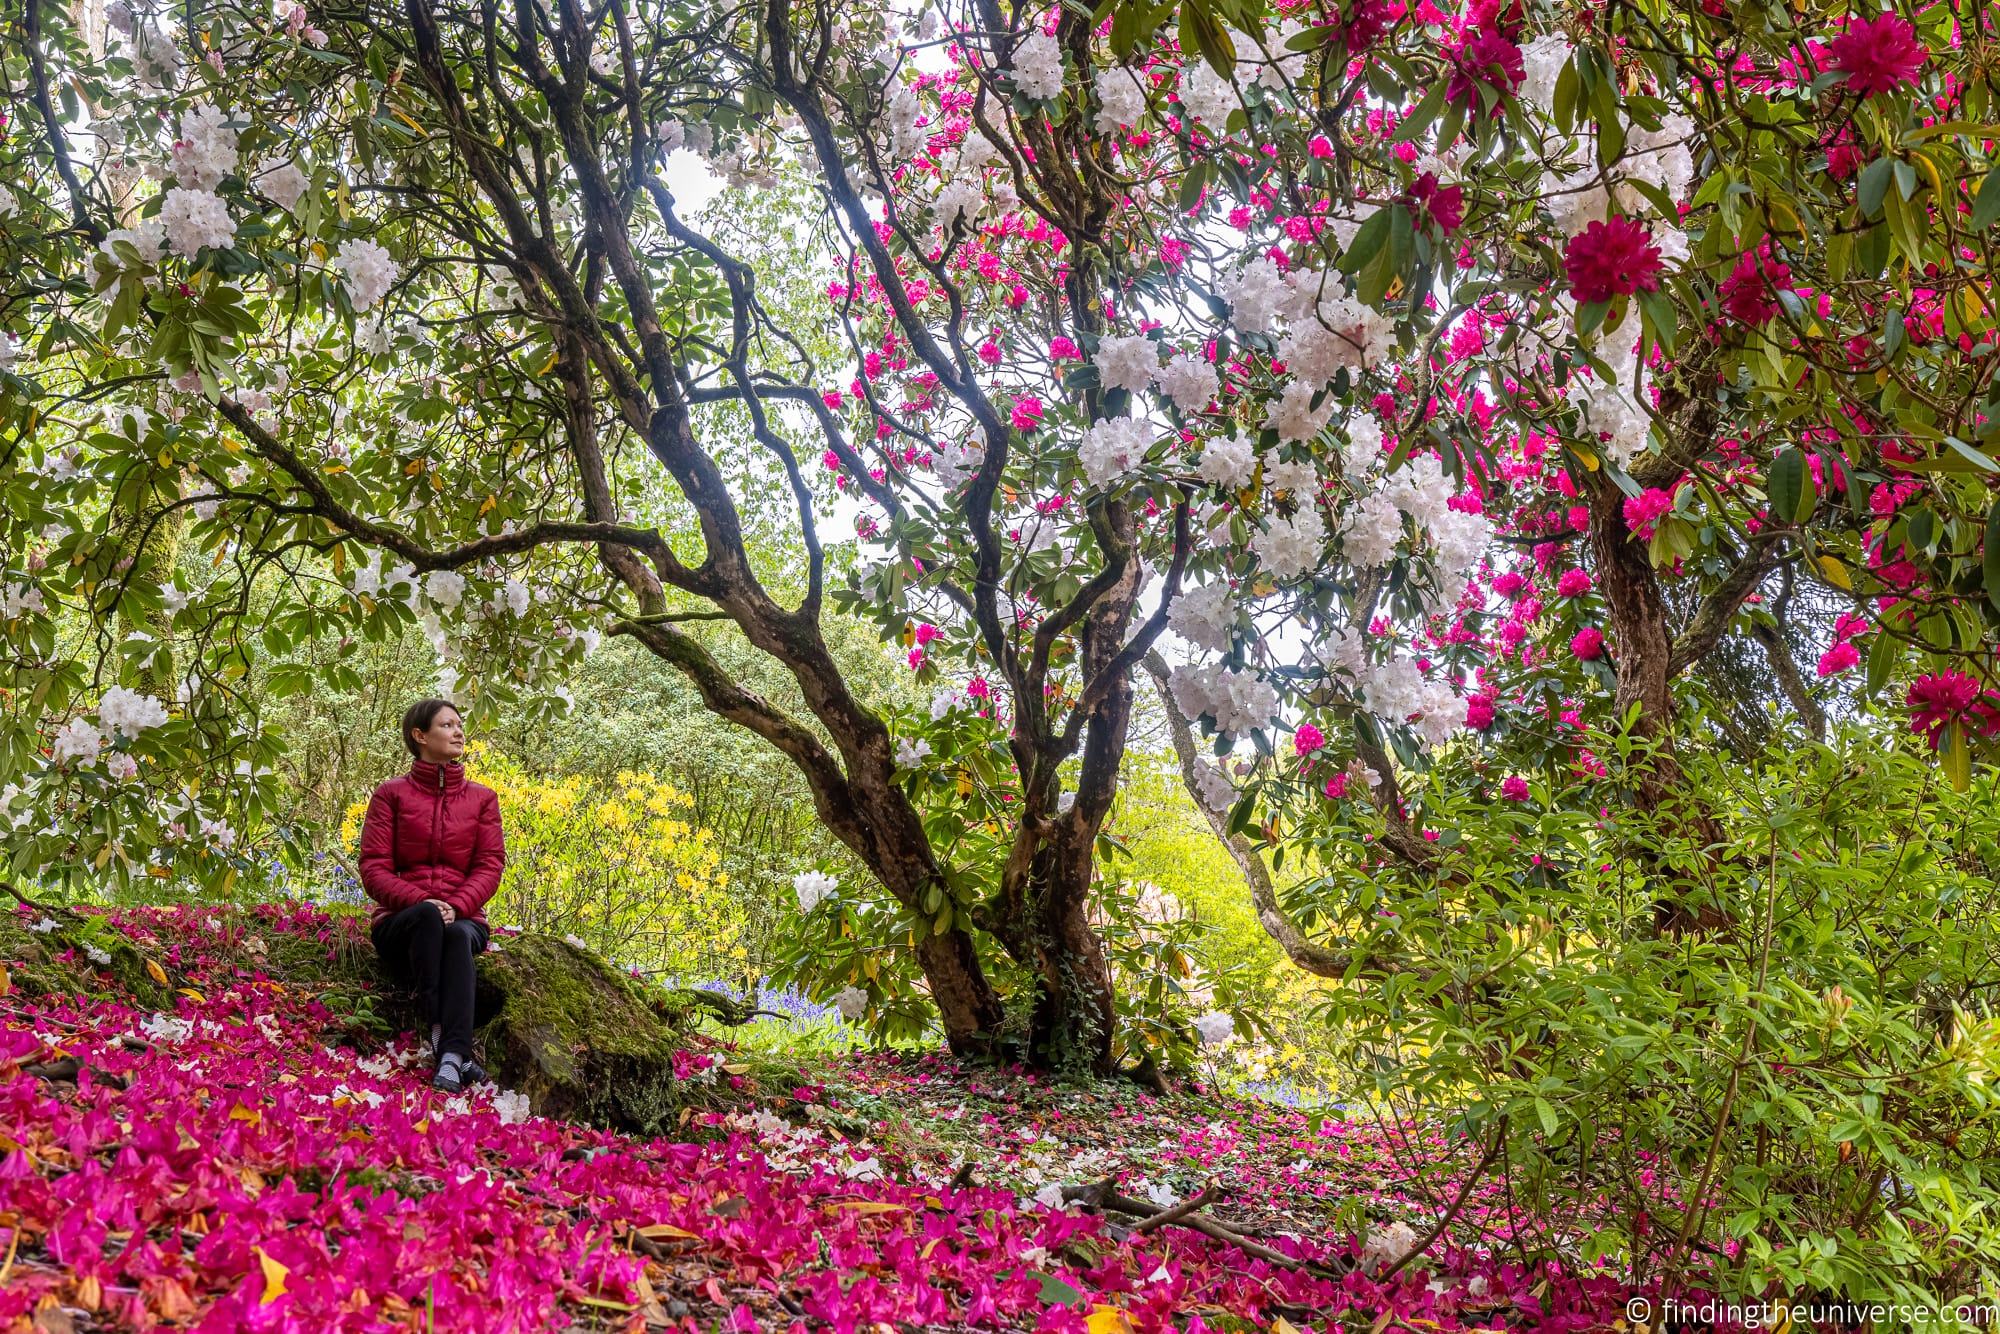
401, 698, 461, 758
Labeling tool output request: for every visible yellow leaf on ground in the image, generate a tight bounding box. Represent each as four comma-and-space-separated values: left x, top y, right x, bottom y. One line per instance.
145, 960, 169, 986
228, 1104, 260, 1124
832, 1201, 906, 1215
635, 1223, 700, 1242
1086, 1307, 1134, 1334
1273, 1320, 1303, 1334
178, 988, 206, 1004
255, 1248, 289, 1305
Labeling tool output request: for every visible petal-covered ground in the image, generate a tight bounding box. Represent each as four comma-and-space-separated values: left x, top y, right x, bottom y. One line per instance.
0, 904, 1642, 1332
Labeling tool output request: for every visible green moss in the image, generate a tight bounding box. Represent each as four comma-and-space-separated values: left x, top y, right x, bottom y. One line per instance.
473, 934, 727, 1133
0, 909, 170, 1009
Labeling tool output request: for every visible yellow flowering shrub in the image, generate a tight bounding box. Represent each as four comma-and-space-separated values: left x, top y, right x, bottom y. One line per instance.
341, 744, 746, 982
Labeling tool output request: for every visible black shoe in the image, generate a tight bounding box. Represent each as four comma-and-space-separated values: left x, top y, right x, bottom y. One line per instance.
459, 1056, 490, 1086
432, 1053, 468, 1092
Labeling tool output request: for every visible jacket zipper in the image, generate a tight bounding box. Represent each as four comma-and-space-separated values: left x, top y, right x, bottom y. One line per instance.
430, 765, 446, 900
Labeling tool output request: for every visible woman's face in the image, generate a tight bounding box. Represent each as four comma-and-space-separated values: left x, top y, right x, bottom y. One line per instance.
412, 707, 466, 763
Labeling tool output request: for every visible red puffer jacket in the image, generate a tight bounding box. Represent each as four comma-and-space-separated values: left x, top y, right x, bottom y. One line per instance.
358, 759, 506, 927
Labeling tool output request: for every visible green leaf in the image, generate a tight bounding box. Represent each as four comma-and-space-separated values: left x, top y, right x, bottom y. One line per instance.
1031, 1271, 1085, 1307
1534, 1096, 1560, 1137
1176, 0, 1236, 79
1944, 437, 2000, 472
1973, 170, 2000, 232
1338, 207, 1394, 275
1551, 51, 1579, 132
1865, 624, 1896, 698
1858, 157, 1895, 219
1943, 721, 1972, 792
1984, 498, 2000, 615
1882, 187, 1926, 264
1393, 82, 1449, 145
1768, 449, 1811, 525
1178, 160, 1209, 213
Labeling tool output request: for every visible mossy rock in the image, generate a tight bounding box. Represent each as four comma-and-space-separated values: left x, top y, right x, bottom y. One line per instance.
0, 909, 172, 1010
471, 933, 740, 1134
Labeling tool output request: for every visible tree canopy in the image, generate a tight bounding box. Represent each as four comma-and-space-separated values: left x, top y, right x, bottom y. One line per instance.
3, 0, 1998, 1070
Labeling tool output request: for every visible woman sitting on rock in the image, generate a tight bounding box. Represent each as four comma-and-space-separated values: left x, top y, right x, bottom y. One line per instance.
359, 697, 506, 1092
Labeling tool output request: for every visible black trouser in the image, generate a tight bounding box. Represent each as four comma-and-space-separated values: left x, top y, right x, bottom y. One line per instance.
372, 902, 488, 1059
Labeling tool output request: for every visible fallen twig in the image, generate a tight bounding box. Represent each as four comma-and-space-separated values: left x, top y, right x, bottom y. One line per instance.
1130, 1182, 1222, 1236
1062, 1183, 1349, 1278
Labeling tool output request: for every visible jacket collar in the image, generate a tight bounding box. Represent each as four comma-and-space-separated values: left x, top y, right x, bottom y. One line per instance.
409, 758, 467, 793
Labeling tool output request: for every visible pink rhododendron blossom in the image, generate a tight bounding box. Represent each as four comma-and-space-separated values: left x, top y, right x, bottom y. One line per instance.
1555, 568, 1593, 598
1907, 672, 1999, 749
1623, 487, 1676, 540
1827, 13, 1928, 97
1563, 218, 1664, 304
1816, 641, 1859, 677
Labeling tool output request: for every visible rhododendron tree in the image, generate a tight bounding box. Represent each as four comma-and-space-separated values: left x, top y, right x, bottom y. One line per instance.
4, 0, 1999, 1072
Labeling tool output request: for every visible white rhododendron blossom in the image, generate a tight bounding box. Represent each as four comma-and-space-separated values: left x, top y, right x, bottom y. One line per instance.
1218, 257, 1290, 334
333, 238, 398, 308
1267, 381, 1335, 444
1191, 762, 1235, 818
1361, 1220, 1421, 1270
1010, 31, 1064, 101
98, 687, 169, 739
1254, 508, 1328, 580
1576, 336, 1654, 468
257, 157, 309, 211
934, 178, 983, 231
100, 221, 166, 267
1363, 658, 1466, 748
1518, 35, 1573, 109
1176, 63, 1237, 126
159, 188, 236, 258
1077, 415, 1153, 489
1196, 433, 1256, 490
1092, 65, 1148, 132
1265, 456, 1317, 499
171, 102, 239, 190
1343, 416, 1385, 477
1155, 353, 1215, 414
423, 570, 466, 609
894, 736, 932, 768
1167, 580, 1235, 653
833, 986, 869, 1021
53, 719, 104, 764
1193, 1011, 1235, 1045
793, 870, 839, 913
1093, 334, 1159, 395
1169, 664, 1279, 741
